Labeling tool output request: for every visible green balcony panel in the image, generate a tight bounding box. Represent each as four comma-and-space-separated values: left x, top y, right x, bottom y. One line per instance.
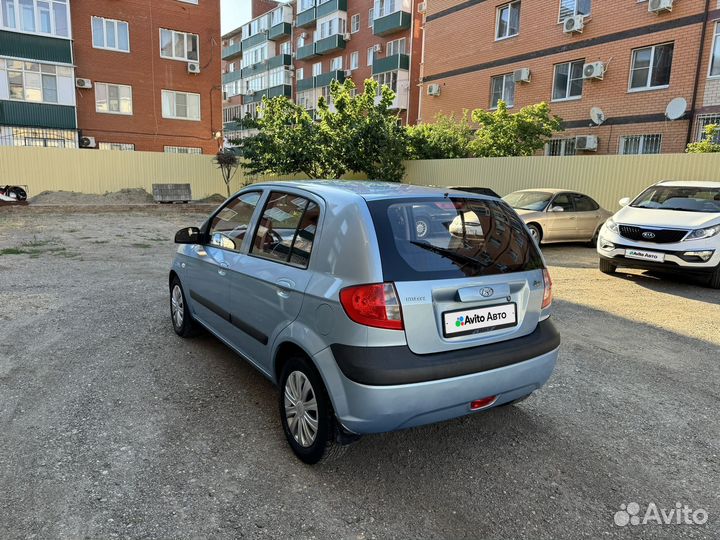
267, 54, 292, 70
297, 77, 315, 92
245, 89, 269, 104
296, 43, 318, 60
268, 22, 291, 40
222, 42, 242, 61
314, 70, 345, 88
372, 10, 411, 36
316, 0, 348, 18
222, 70, 243, 84
241, 61, 267, 79
0, 101, 76, 129
372, 53, 410, 75
268, 84, 292, 99
0, 30, 72, 64
241, 31, 268, 50
296, 8, 316, 28
314, 34, 346, 55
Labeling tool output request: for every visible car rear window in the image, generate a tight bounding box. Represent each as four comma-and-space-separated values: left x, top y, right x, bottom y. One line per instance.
367, 197, 545, 281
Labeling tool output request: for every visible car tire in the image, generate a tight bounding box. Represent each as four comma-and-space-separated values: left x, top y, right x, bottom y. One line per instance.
599, 258, 617, 275
708, 265, 720, 289
170, 277, 200, 338
279, 356, 345, 465
527, 224, 542, 244
415, 216, 431, 239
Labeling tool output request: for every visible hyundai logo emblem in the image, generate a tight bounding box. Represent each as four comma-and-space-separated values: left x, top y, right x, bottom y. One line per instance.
480, 287, 494, 298
642, 231, 656, 239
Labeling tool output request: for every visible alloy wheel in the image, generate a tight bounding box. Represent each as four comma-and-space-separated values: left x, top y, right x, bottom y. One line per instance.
171, 284, 184, 329
284, 371, 319, 447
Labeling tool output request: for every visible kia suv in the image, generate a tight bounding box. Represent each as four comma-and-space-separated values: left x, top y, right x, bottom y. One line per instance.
597, 181, 720, 288
169, 182, 560, 463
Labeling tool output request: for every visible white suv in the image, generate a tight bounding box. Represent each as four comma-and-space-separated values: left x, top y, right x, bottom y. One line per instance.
597, 181, 720, 289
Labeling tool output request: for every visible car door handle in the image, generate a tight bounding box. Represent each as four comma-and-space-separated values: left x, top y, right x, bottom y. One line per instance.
218, 269, 227, 276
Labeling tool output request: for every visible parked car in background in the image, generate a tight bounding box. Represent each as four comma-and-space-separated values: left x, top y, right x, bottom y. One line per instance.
503, 189, 612, 245
414, 186, 501, 238
169, 181, 560, 464
597, 180, 720, 288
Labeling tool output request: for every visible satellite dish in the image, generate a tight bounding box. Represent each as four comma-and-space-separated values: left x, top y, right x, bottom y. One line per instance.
590, 107, 605, 126
665, 97, 687, 120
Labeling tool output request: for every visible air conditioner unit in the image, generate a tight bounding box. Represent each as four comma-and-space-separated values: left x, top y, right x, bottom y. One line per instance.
75, 78, 92, 89
244, 89, 254, 96
418, 2, 427, 13
373, 43, 383, 53
648, 0, 673, 13
563, 15, 585, 34
300, 32, 308, 39
427, 83, 441, 96
575, 135, 598, 151
583, 61, 605, 80
513, 68, 531, 83
343, 33, 351, 41
187, 62, 201, 74
79, 136, 97, 148
343, 69, 352, 77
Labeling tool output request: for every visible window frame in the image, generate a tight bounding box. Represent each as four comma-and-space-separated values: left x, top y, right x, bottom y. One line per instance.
495, 1, 520, 41
95, 82, 133, 115
5, 60, 64, 104
204, 190, 264, 253
0, 0, 71, 38
490, 73, 515, 109
350, 13, 360, 33
709, 22, 720, 79
91, 16, 130, 53
618, 134, 663, 155
350, 51, 359, 70
628, 42, 674, 92
545, 138, 576, 156
551, 59, 585, 102
558, 0, 591, 23
159, 27, 200, 62
570, 193, 600, 212
161, 89, 201, 121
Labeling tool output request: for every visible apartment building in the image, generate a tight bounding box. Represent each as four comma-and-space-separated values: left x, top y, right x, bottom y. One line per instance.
0, 0, 221, 153
420, 0, 720, 155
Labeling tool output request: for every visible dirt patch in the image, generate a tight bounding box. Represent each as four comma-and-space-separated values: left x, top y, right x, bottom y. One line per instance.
30, 188, 155, 205
198, 193, 226, 204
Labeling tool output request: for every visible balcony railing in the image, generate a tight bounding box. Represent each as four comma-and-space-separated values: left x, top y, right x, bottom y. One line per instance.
316, 0, 348, 19
241, 30, 268, 51
222, 70, 243, 84
314, 69, 346, 88
268, 22, 291, 40
372, 53, 410, 75
372, 9, 411, 36
296, 43, 318, 60
296, 8, 317, 28
222, 42, 242, 61
314, 34, 346, 55
297, 77, 315, 92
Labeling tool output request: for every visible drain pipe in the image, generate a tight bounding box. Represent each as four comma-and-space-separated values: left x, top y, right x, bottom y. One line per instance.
685, 0, 711, 146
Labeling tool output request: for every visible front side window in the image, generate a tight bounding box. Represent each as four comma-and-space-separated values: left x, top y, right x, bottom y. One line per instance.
208, 191, 262, 251
490, 73, 515, 108
95, 82, 133, 114
160, 28, 199, 61
630, 43, 673, 91
550, 193, 575, 212
710, 23, 720, 78
496, 1, 520, 40
251, 192, 320, 269
552, 59, 584, 100
559, 0, 590, 22
161, 90, 201, 120
92, 16, 129, 52
619, 134, 662, 155
1, 0, 69, 37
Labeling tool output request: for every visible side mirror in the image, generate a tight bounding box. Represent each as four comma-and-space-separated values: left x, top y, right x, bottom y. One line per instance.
175, 226, 201, 244
549, 206, 565, 213
619, 197, 631, 207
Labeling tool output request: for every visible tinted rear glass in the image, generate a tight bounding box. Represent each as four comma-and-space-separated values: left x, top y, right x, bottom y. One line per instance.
367, 197, 544, 281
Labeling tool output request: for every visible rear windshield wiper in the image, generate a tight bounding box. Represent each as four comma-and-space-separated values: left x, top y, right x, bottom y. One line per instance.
409, 241, 491, 268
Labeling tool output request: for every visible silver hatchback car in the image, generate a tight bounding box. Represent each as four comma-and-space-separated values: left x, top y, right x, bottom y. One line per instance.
169, 181, 560, 464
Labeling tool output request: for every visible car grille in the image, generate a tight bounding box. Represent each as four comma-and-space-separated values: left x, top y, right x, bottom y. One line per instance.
619, 225, 687, 244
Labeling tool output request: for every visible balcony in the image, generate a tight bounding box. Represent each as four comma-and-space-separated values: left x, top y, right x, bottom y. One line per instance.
0, 101, 76, 129
268, 22, 291, 40
241, 31, 268, 51
268, 84, 292, 99
0, 30, 72, 64
245, 89, 268, 104
372, 53, 410, 75
267, 54, 292, 70
296, 43, 318, 60
372, 10, 412, 36
222, 42, 242, 61
316, 0, 348, 18
296, 8, 317, 28
314, 34, 346, 55
222, 70, 243, 84
297, 77, 315, 92
314, 69, 345, 88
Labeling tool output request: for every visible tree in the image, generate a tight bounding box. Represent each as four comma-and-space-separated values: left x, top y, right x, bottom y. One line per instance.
469, 101, 562, 157
686, 124, 720, 153
213, 150, 239, 198
406, 112, 474, 159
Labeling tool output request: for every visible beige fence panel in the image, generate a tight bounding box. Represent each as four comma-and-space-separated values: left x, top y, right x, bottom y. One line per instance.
403, 154, 720, 211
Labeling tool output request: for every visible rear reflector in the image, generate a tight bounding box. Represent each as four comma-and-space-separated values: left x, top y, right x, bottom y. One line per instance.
470, 396, 497, 410
339, 282, 404, 330
542, 269, 553, 309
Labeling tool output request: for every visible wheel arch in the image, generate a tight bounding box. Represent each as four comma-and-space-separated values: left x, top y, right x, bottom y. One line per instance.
526, 222, 543, 241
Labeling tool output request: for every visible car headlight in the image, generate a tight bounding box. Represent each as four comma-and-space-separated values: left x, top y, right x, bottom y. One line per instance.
604, 218, 619, 234
684, 225, 720, 241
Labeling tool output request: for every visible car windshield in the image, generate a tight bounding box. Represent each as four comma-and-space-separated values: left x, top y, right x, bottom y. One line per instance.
503, 191, 553, 211
631, 186, 720, 213
367, 197, 544, 281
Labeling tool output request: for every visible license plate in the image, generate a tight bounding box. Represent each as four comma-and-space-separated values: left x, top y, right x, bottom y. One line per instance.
443, 303, 517, 338
625, 249, 665, 263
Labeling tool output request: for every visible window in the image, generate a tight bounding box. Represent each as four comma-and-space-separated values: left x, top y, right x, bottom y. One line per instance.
545, 138, 576, 156
709, 23, 720, 78
496, 1, 520, 40
297, 67, 305, 80
330, 56, 342, 71
368, 7, 373, 27
0, 0, 69, 37
298, 0, 314, 12
695, 114, 720, 142
559, 0, 590, 22
317, 16, 346, 40
629, 43, 673, 91
367, 46, 374, 66
92, 16, 129, 52
160, 28, 199, 61
490, 73, 515, 108
95, 83, 132, 115
351, 13, 360, 33
242, 44, 267, 68
4, 60, 68, 103
208, 192, 262, 252
552, 60, 584, 101
268, 67, 291, 87
374, 70, 398, 93
297, 35, 305, 48
312, 62, 322, 76
161, 90, 201, 120
374, 0, 399, 18
350, 51, 359, 70
165, 146, 202, 154
550, 193, 574, 212
280, 41, 291, 55
251, 192, 320, 269
571, 194, 600, 212
386, 38, 406, 56
99, 142, 135, 151
619, 134, 662, 154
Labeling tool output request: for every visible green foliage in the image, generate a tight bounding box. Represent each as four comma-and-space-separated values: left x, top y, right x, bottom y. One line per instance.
686, 124, 720, 154
469, 101, 563, 157
406, 112, 474, 159
213, 150, 240, 197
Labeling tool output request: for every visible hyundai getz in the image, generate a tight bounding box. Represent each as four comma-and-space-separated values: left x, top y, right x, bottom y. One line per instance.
169, 182, 560, 464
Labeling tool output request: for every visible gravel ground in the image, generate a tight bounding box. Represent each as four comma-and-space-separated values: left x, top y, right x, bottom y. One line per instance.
0, 209, 718, 540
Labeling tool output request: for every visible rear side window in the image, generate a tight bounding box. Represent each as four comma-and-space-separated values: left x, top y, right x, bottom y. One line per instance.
572, 194, 599, 211
367, 197, 544, 281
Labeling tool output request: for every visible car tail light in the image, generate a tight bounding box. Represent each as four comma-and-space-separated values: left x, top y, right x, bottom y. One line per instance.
542, 269, 553, 309
339, 283, 404, 330
470, 396, 497, 410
